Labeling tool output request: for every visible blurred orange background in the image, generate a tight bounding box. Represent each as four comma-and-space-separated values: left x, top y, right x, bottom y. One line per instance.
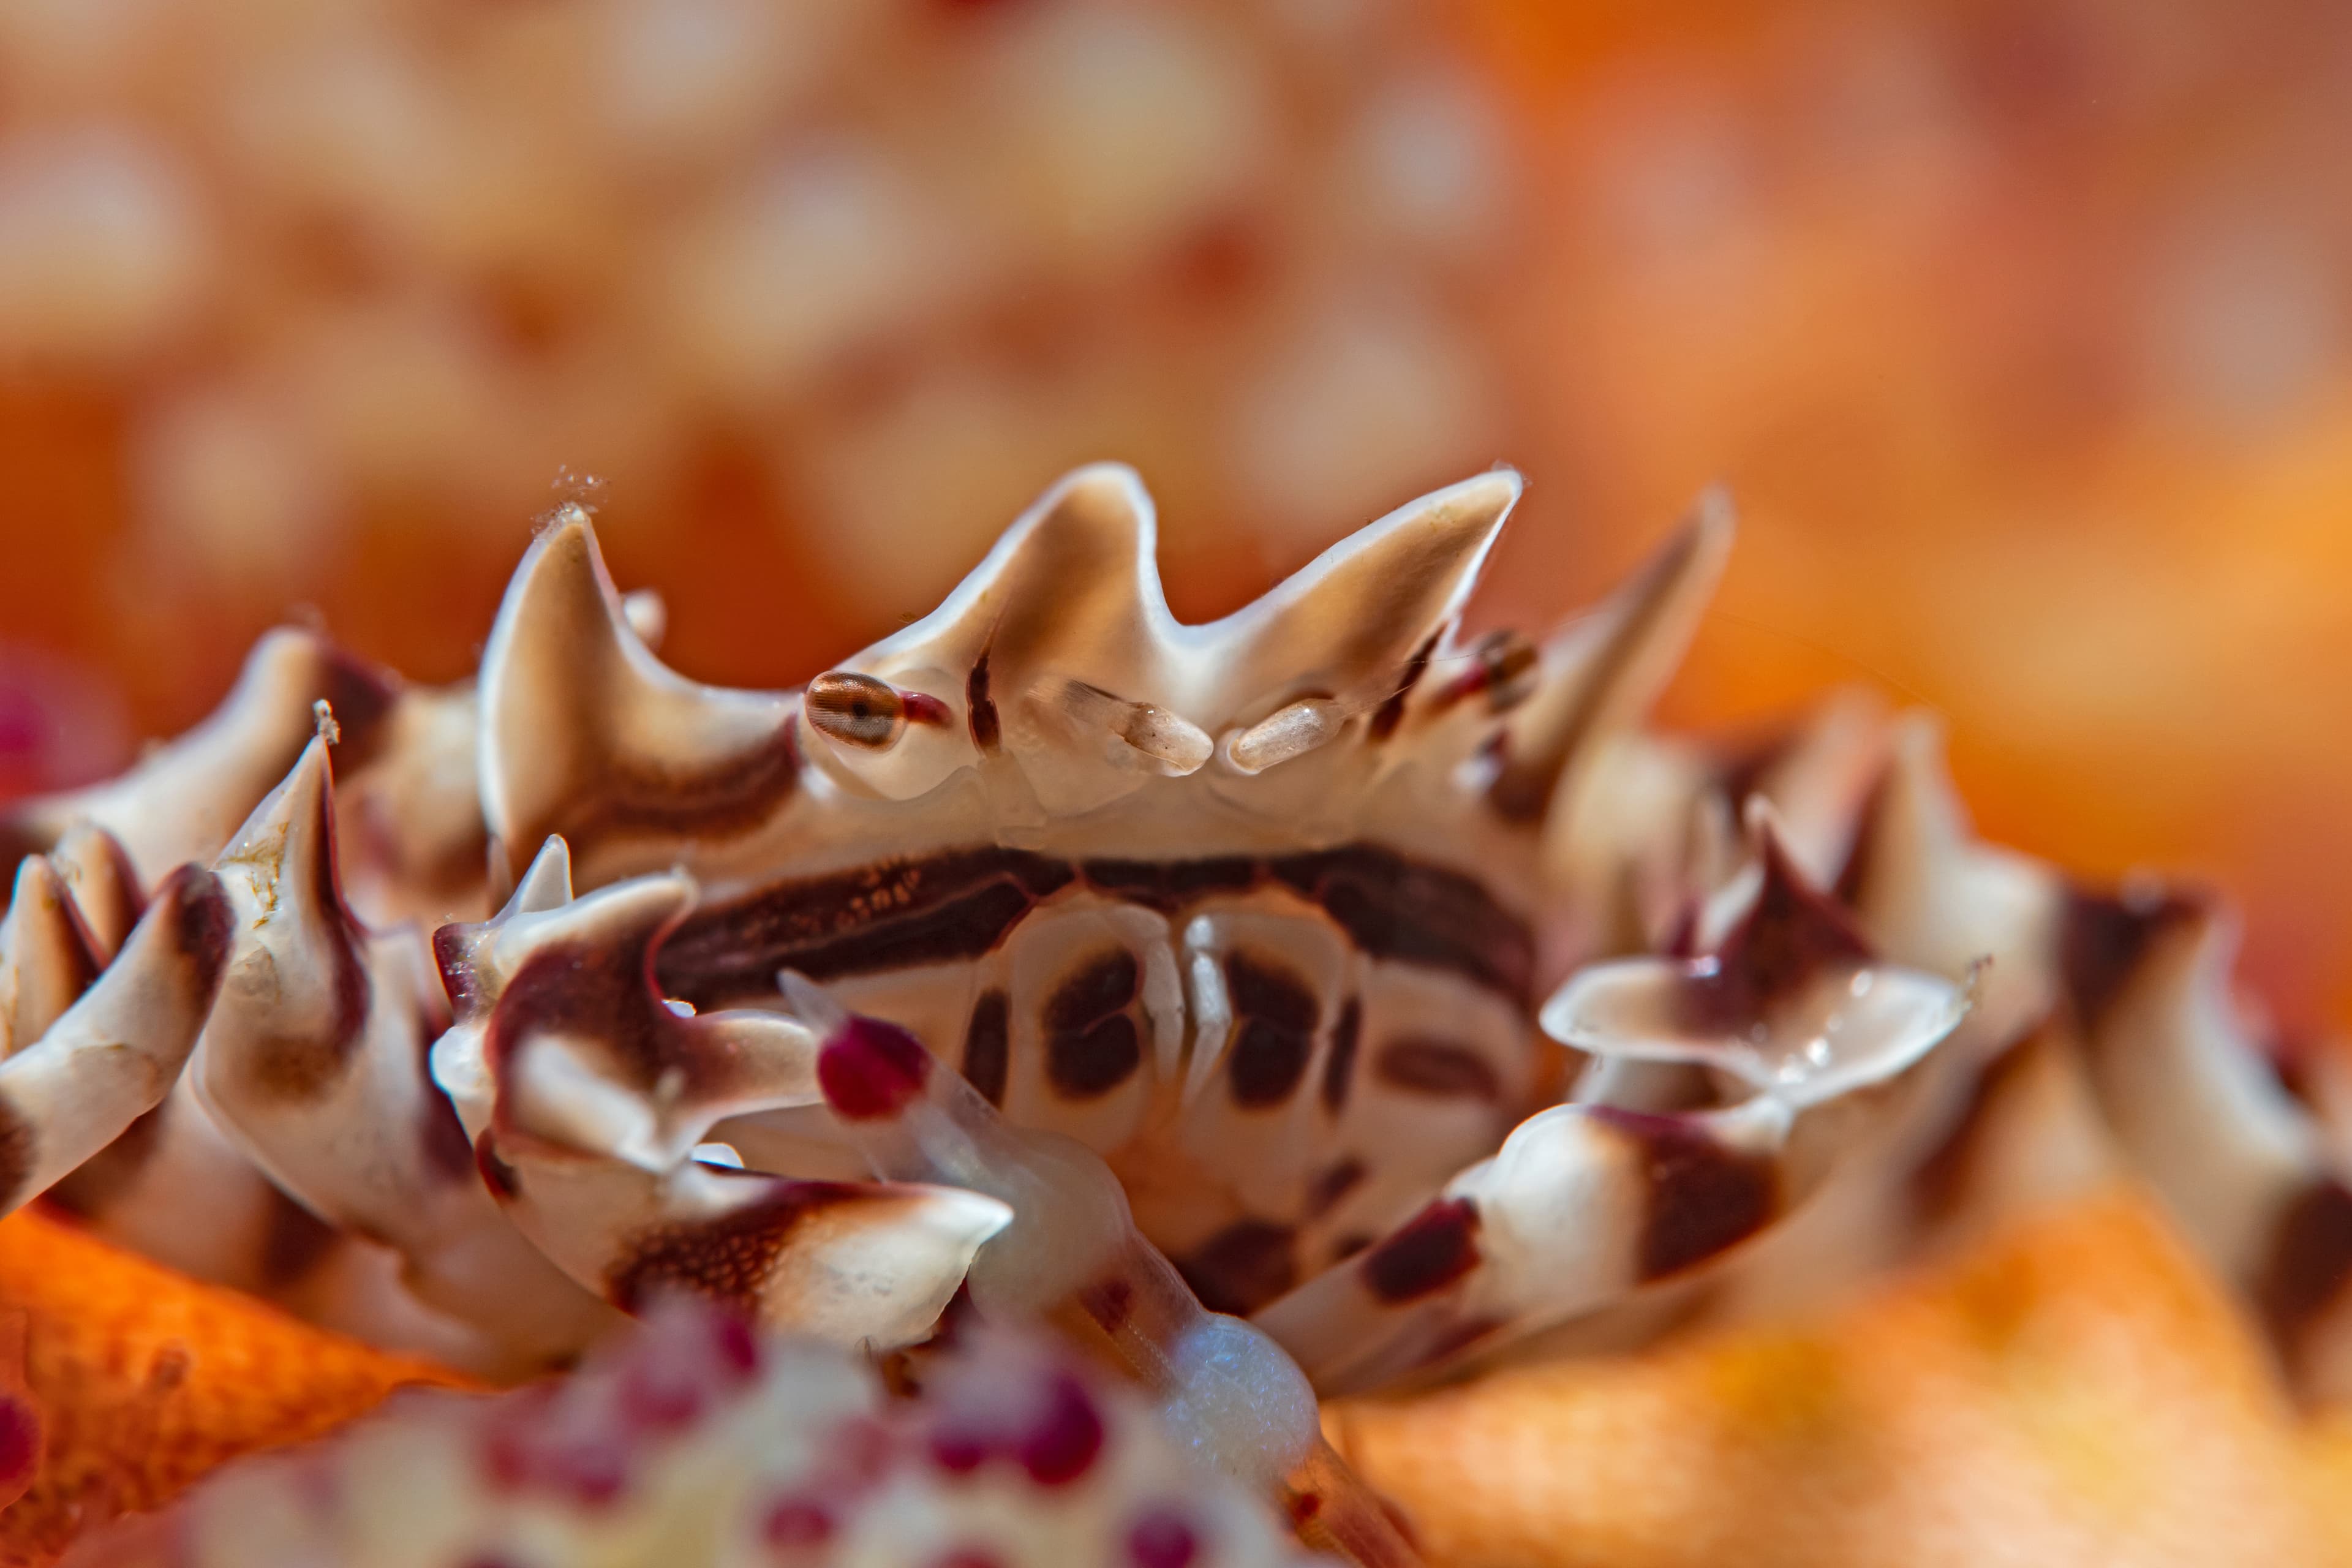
0, 0, 2345, 1032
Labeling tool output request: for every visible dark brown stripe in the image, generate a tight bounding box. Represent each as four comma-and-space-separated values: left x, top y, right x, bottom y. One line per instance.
474, 1130, 522, 1200
1678, 835, 1874, 1033
239, 779, 371, 1102
960, 989, 1011, 1107
1176, 1219, 1298, 1316
1591, 1106, 1780, 1280
0, 1096, 33, 1213
2059, 884, 2201, 1033
530, 711, 800, 869
660, 843, 1531, 1006
659, 848, 1074, 1006
1224, 951, 1317, 1108
318, 645, 401, 775
1077, 856, 1258, 914
1268, 845, 1534, 1003
1373, 1037, 1502, 1100
1366, 631, 1440, 742
1488, 515, 1706, 823
1362, 1197, 1481, 1303
1044, 949, 1141, 1099
2256, 1177, 2352, 1357
161, 864, 236, 1002
1906, 1022, 2048, 1224
966, 650, 1001, 752
1321, 997, 1361, 1113
606, 1180, 865, 1313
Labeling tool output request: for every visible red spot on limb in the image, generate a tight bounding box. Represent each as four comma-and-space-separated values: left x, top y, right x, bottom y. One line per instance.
818, 1015, 933, 1120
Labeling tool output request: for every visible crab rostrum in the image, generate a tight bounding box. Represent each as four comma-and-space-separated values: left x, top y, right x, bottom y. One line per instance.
5, 463, 2351, 1557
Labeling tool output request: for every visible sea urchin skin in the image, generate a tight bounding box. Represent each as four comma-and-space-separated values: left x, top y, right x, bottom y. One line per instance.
2, 465, 2350, 1557
67, 1294, 1322, 1568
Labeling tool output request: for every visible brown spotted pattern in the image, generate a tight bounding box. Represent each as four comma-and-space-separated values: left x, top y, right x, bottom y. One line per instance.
1044, 949, 1144, 1099
606, 1182, 865, 1313
960, 989, 1011, 1108
1224, 952, 1319, 1109
1676, 835, 1874, 1034
1590, 1106, 1781, 1281
1361, 1197, 1482, 1305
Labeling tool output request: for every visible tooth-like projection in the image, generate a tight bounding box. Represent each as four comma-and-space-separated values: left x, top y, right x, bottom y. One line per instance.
0, 854, 101, 1056
46, 823, 145, 959
2060, 887, 2352, 1395
477, 505, 799, 886
857, 464, 1168, 707
330, 680, 488, 924
789, 976, 1420, 1567
1711, 688, 1892, 888
431, 846, 1008, 1349
1488, 489, 1733, 826
1841, 716, 2063, 1042
0, 863, 233, 1216
1211, 469, 1519, 719
1257, 817, 1966, 1394
1, 629, 399, 884
192, 738, 618, 1374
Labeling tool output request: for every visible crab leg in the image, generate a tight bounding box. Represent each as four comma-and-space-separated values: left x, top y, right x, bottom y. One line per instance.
0, 861, 233, 1216
183, 731, 620, 1373
788, 974, 1421, 1568
2060, 885, 2352, 1398
429, 837, 1011, 1351
1833, 718, 2352, 1399
1255, 815, 1969, 1395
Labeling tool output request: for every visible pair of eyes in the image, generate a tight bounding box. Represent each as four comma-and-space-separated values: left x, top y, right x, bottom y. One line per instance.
802, 627, 1542, 762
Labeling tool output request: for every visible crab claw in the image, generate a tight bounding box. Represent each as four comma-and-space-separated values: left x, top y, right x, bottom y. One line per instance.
432, 845, 1009, 1349
1256, 809, 1969, 1395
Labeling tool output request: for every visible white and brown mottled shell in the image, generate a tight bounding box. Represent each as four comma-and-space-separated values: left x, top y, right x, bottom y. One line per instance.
4, 463, 2350, 1557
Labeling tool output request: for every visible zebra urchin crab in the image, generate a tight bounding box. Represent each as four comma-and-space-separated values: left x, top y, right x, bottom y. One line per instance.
4, 466, 2351, 1558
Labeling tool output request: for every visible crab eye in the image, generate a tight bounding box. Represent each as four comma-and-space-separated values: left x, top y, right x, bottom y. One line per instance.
806, 672, 908, 750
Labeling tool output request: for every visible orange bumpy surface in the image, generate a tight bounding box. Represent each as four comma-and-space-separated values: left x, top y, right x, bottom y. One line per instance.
0, 1208, 467, 1568
1327, 1188, 2352, 1568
